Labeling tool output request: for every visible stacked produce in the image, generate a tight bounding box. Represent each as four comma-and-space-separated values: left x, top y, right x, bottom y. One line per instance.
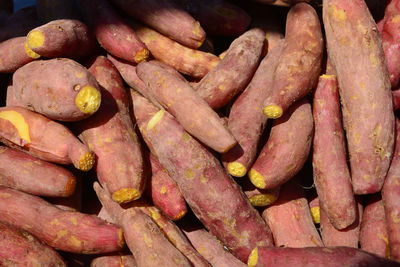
1, 0, 400, 266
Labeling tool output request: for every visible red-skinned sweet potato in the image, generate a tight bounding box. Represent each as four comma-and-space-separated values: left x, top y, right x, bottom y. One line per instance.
238, 177, 280, 207
0, 37, 39, 73
91, 255, 137, 267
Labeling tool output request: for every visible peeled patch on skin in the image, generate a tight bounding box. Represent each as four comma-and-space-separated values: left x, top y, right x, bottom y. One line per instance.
147, 110, 165, 131
0, 110, 31, 144
75, 86, 101, 114
248, 247, 258, 267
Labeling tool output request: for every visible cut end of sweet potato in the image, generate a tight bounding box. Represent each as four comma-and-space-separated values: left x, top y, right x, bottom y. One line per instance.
118, 228, 125, 248
248, 247, 258, 267
249, 194, 277, 207
134, 48, 150, 63
27, 30, 44, 48
64, 176, 77, 196
0, 110, 31, 145
78, 152, 95, 171
172, 210, 187, 221
249, 169, 266, 189
75, 86, 101, 114
112, 188, 141, 203
147, 110, 165, 131
310, 206, 320, 224
227, 162, 247, 177
263, 105, 282, 119
24, 42, 40, 59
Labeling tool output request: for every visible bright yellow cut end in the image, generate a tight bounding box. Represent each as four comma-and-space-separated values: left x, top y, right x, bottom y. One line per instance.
112, 188, 141, 203
249, 194, 277, 207
147, 110, 165, 131
248, 247, 258, 267
263, 105, 282, 119
173, 210, 187, 221
78, 152, 95, 171
24, 42, 40, 59
310, 206, 320, 224
118, 228, 125, 248
0, 110, 31, 144
134, 48, 149, 63
248, 169, 266, 189
75, 86, 101, 114
228, 162, 247, 177
27, 30, 44, 48
149, 208, 161, 221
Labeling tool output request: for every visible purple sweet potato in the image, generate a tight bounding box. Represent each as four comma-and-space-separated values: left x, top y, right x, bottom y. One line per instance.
0, 186, 124, 254
0, 222, 66, 266
12, 58, 102, 121
249, 99, 313, 189
91, 255, 137, 267
323, 0, 395, 194
308, 194, 320, 224
111, 0, 205, 49
0, 106, 95, 171
76, 56, 145, 204
36, 0, 81, 22
262, 3, 323, 119
261, 180, 323, 248
221, 41, 283, 177
131, 93, 273, 262
0, 37, 39, 73
136, 61, 237, 153
195, 28, 265, 109
312, 74, 357, 230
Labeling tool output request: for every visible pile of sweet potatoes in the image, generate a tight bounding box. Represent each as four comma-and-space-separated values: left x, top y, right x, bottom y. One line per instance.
1, 0, 400, 266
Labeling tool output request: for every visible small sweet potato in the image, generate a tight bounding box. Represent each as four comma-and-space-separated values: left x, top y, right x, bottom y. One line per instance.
0, 106, 95, 171
36, 0, 81, 22
0, 37, 39, 73
91, 255, 137, 267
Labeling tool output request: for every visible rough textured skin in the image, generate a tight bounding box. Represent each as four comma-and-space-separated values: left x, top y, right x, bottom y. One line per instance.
262, 3, 323, 119
195, 28, 265, 109
149, 153, 187, 221
0, 146, 76, 197
0, 186, 124, 254
262, 181, 323, 248
26, 19, 96, 59
36, 0, 80, 22
0, 37, 37, 73
77, 56, 145, 204
91, 255, 137, 267
360, 196, 390, 258
0, 106, 95, 171
312, 75, 357, 230
111, 0, 205, 49
382, 119, 400, 261
249, 99, 313, 189
12, 58, 102, 121
182, 227, 246, 267
80, 0, 148, 64
247, 246, 399, 267
132, 94, 273, 262
180, 0, 251, 36
0, 222, 66, 267
320, 200, 363, 248
323, 0, 395, 194
136, 61, 237, 153
222, 42, 283, 177
94, 182, 192, 267
133, 23, 219, 79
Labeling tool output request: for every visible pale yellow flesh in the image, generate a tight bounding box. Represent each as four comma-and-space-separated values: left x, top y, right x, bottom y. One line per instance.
0, 110, 31, 144
112, 188, 141, 203
248, 247, 258, 267
248, 169, 266, 189
227, 162, 247, 177
263, 105, 283, 119
75, 86, 101, 114
24, 42, 40, 59
27, 30, 45, 49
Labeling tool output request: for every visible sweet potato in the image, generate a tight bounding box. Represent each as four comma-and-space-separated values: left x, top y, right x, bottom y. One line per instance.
0, 186, 124, 254
12, 58, 101, 121
308, 194, 320, 224
50, 174, 83, 212
0, 145, 76, 197
0, 106, 95, 171
148, 153, 187, 221
0, 222, 66, 266
393, 89, 400, 110
247, 246, 399, 267
76, 56, 145, 204
136, 61, 237, 153
79, 0, 148, 64
238, 178, 280, 207
262, 3, 323, 119
0, 37, 39, 73
132, 22, 220, 79
111, 0, 205, 49
26, 19, 96, 59
94, 182, 192, 267
195, 28, 265, 109
249, 99, 313, 189
360, 195, 390, 258
131, 93, 273, 262
5, 85, 19, 107
323, 0, 395, 194
221, 41, 283, 177
91, 255, 137, 267
312, 74, 357, 230
36, 0, 81, 22
261, 180, 323, 248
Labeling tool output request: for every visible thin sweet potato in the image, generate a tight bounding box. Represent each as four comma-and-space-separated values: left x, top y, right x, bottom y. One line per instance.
0, 37, 39, 73
323, 0, 395, 194
36, 0, 81, 22
91, 255, 137, 267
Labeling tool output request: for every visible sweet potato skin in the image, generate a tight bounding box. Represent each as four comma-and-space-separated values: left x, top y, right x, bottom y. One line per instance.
0, 37, 38, 73
323, 0, 395, 194
12, 58, 102, 121
91, 255, 137, 267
